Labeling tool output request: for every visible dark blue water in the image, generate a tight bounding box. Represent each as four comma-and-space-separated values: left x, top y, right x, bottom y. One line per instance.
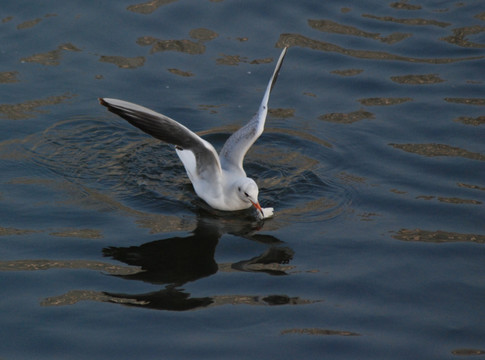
1, 1, 484, 359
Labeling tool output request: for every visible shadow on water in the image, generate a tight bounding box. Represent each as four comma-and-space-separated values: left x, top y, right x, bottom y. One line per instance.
0, 212, 318, 311
99, 213, 302, 311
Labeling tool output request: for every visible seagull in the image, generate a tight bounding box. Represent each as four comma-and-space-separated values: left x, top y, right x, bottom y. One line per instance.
100, 47, 288, 219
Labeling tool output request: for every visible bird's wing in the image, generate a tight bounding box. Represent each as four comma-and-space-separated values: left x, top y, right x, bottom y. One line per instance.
99, 98, 222, 182
219, 47, 287, 172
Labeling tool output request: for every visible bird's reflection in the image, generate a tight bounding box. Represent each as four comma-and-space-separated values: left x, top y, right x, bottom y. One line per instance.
101, 213, 300, 311
103, 218, 221, 285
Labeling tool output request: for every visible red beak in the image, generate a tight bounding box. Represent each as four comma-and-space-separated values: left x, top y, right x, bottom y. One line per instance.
251, 201, 264, 217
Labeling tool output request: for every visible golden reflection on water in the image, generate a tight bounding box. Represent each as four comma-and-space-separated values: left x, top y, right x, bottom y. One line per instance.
167, 68, 194, 77
451, 349, 485, 356
361, 14, 451, 28
20, 43, 81, 66
249, 57, 273, 64
42, 290, 145, 306
330, 69, 363, 76
214, 54, 275, 66
216, 54, 246, 65
444, 98, 485, 106
319, 109, 375, 124
389, 143, 485, 161
441, 25, 485, 48
213, 53, 279, 66
416, 195, 482, 205
40, 289, 316, 309
392, 229, 485, 243
435, 197, 481, 205
390, 1, 421, 10
453, 116, 485, 126
0, 71, 19, 83
49, 229, 103, 239
276, 34, 483, 64
457, 182, 485, 191
0, 226, 39, 236
16, 18, 42, 30
99, 55, 146, 69
126, 0, 179, 14
188, 28, 219, 42
308, 19, 412, 44
137, 36, 205, 54
280, 328, 361, 336
0, 93, 75, 120
15, 14, 56, 30
390, 74, 446, 84
0, 259, 141, 275
358, 97, 413, 106
268, 108, 295, 118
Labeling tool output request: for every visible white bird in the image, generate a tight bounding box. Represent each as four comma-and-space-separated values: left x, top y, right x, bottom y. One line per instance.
100, 47, 288, 219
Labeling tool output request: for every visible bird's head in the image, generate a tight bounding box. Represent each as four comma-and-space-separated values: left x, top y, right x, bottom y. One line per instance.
236, 178, 263, 216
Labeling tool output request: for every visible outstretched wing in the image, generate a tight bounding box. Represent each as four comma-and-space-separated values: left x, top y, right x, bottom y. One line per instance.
219, 47, 288, 173
99, 98, 222, 182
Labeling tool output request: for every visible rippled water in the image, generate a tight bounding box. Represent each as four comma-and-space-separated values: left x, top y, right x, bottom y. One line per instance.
1, 1, 484, 359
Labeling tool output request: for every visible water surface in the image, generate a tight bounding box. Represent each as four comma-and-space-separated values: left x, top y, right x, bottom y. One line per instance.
1, 1, 484, 359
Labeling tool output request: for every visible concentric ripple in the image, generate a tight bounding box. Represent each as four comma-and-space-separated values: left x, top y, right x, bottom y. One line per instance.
1, 116, 355, 223
203, 127, 354, 225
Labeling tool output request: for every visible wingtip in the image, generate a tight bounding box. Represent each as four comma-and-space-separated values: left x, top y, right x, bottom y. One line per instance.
267, 46, 288, 93
99, 97, 107, 107
278, 45, 289, 55
278, 46, 288, 63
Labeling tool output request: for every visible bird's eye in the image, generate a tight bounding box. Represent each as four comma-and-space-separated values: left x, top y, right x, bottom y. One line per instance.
238, 187, 241, 192
244, 192, 249, 197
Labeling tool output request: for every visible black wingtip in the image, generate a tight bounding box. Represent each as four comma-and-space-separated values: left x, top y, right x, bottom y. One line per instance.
99, 98, 122, 117
98, 98, 132, 122
269, 47, 288, 93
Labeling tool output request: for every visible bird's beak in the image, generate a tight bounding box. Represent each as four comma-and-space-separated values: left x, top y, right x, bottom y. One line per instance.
251, 200, 264, 217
